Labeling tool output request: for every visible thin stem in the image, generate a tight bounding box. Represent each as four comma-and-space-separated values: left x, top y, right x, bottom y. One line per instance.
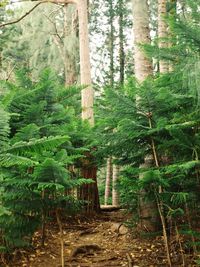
155, 192, 172, 267
148, 115, 171, 266
56, 209, 65, 267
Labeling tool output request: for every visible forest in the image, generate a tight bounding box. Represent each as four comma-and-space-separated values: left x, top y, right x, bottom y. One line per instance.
0, 0, 200, 266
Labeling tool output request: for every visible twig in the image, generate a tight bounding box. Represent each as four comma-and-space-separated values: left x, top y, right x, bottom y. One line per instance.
126, 253, 133, 267
43, 13, 63, 43
5, 64, 16, 81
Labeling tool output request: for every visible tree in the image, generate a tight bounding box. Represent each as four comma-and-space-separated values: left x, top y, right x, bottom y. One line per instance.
131, 0, 159, 232
111, 0, 126, 207
104, 0, 115, 206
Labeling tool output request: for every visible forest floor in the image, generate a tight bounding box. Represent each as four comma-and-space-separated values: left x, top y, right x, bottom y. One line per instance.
4, 209, 196, 267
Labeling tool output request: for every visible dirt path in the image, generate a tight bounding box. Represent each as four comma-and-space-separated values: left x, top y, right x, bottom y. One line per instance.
11, 210, 187, 267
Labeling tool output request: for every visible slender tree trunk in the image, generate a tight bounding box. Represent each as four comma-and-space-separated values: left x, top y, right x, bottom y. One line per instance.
104, 157, 112, 205
110, 0, 125, 207
118, 0, 125, 84
158, 0, 168, 73
109, 0, 114, 87
56, 209, 64, 267
104, 0, 115, 207
112, 164, 120, 206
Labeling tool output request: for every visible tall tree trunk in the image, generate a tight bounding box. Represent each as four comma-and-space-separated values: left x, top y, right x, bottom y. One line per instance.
77, 0, 100, 212
110, 0, 125, 207
132, 0, 152, 82
158, 0, 168, 73
132, 0, 158, 232
109, 0, 114, 87
112, 164, 120, 206
78, 0, 94, 125
104, 157, 112, 205
104, 0, 115, 207
118, 0, 125, 84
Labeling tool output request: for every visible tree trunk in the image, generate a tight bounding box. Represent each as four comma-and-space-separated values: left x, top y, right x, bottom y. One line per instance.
112, 164, 120, 206
118, 0, 125, 84
132, 0, 152, 82
104, 157, 112, 205
158, 0, 168, 73
105, 0, 115, 207
78, 0, 94, 125
80, 163, 100, 213
109, 0, 114, 87
77, 0, 100, 212
139, 157, 159, 232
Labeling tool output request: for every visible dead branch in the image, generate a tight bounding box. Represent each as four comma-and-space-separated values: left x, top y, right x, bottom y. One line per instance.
126, 253, 133, 267
43, 13, 63, 43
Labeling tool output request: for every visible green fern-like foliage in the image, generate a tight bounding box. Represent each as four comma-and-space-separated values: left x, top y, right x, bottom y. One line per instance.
0, 69, 91, 251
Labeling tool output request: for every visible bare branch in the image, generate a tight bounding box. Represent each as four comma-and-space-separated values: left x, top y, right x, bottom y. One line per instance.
0, 2, 45, 28
6, 64, 16, 81
43, 13, 63, 44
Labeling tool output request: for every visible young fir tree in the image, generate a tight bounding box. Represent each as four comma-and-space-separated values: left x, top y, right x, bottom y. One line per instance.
0, 69, 93, 252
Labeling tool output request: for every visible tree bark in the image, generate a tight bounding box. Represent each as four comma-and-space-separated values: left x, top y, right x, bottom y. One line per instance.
132, 0, 152, 82
77, 0, 100, 212
158, 0, 168, 73
118, 0, 125, 84
109, 0, 114, 87
78, 0, 94, 125
80, 159, 100, 213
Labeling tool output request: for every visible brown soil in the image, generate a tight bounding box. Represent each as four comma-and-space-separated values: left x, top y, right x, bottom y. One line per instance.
2, 210, 196, 267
